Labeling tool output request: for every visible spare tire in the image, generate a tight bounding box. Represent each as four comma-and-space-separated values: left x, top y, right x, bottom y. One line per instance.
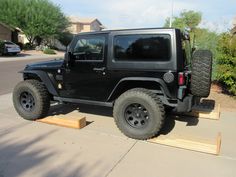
191, 50, 212, 97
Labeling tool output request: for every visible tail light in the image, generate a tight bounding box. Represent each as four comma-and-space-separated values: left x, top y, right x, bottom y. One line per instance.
178, 72, 185, 85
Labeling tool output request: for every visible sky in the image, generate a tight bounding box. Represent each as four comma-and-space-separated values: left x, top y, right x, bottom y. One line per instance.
51, 0, 236, 33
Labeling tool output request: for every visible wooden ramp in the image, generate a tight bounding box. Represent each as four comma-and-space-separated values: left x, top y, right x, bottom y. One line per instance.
164, 100, 222, 155
148, 133, 221, 155
174, 99, 221, 120
184, 104, 221, 120
36, 111, 86, 129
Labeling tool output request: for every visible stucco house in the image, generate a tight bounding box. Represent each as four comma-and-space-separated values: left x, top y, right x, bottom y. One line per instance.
0, 22, 19, 42
68, 16, 105, 34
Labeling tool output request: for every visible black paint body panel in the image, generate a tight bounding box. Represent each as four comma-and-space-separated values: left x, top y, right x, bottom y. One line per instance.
22, 28, 187, 107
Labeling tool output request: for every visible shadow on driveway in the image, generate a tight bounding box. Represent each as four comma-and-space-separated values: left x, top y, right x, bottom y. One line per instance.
48, 103, 113, 117
0, 124, 95, 177
0, 53, 31, 58
47, 103, 199, 137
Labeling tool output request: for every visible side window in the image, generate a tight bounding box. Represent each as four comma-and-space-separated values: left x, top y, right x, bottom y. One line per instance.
73, 36, 105, 61
114, 34, 171, 61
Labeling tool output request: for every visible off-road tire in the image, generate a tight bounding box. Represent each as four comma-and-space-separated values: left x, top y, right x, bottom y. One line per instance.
113, 88, 165, 140
191, 50, 212, 97
13, 80, 50, 120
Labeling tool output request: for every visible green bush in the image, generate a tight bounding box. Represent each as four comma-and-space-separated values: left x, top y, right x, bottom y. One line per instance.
215, 33, 236, 95
23, 43, 34, 50
0, 40, 4, 53
43, 48, 56, 55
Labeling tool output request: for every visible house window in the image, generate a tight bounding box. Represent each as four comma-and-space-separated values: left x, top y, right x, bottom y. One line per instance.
114, 34, 171, 61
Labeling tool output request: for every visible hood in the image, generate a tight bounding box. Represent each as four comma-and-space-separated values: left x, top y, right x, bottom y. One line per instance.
25, 58, 64, 70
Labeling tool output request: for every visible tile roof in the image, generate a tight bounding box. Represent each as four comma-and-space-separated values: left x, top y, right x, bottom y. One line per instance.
68, 16, 98, 24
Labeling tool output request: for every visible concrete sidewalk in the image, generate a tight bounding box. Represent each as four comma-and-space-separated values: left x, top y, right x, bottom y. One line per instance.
0, 93, 236, 177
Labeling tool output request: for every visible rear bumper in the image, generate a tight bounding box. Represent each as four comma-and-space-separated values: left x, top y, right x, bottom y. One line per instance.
176, 95, 193, 112
7, 48, 21, 53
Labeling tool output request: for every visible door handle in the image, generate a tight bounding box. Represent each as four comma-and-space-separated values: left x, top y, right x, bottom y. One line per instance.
93, 67, 106, 72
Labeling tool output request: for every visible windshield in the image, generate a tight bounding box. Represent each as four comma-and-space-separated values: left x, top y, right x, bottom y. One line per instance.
4, 41, 15, 45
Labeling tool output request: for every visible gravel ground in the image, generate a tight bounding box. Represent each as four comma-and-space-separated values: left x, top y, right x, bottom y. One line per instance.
208, 88, 236, 111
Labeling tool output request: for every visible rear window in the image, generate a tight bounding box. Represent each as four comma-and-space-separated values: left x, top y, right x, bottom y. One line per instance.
114, 34, 171, 61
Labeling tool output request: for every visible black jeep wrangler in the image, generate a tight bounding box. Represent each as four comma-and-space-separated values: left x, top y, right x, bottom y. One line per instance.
13, 28, 212, 140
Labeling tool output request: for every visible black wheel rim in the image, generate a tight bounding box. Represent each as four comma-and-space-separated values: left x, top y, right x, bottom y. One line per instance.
20, 91, 35, 112
124, 103, 149, 128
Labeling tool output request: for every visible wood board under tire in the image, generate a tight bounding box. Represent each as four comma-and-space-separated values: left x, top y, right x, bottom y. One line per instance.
174, 101, 221, 120
184, 104, 220, 120
36, 111, 86, 129
148, 133, 221, 155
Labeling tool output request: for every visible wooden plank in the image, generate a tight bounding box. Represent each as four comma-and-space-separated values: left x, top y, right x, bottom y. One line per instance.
216, 132, 222, 155
36, 113, 86, 129
148, 133, 221, 155
174, 104, 221, 120
185, 104, 221, 120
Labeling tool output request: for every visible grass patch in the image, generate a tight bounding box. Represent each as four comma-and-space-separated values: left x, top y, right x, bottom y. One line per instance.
43, 48, 56, 55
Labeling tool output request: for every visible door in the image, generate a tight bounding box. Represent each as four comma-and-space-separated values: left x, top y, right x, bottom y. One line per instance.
60, 34, 111, 101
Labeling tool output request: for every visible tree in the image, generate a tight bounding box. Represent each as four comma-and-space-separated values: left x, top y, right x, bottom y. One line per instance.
215, 33, 236, 95
0, 0, 70, 45
164, 10, 201, 30
164, 10, 202, 46
194, 28, 219, 79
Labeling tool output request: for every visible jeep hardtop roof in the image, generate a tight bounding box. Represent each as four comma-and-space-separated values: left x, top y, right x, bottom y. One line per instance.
76, 27, 180, 36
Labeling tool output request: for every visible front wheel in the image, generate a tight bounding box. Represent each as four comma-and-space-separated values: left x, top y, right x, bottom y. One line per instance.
13, 80, 50, 120
113, 88, 165, 140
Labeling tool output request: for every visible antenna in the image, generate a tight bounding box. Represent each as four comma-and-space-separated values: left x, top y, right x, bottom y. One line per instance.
169, 0, 173, 27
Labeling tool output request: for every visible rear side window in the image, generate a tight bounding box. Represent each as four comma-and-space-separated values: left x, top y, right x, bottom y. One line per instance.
114, 34, 171, 61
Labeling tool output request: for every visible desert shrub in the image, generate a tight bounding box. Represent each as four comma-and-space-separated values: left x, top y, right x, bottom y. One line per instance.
0, 40, 4, 52
23, 43, 34, 50
0, 40, 4, 45
43, 48, 56, 55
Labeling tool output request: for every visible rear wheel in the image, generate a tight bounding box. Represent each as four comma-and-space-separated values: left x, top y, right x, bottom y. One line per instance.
13, 80, 50, 120
113, 88, 165, 140
191, 50, 212, 97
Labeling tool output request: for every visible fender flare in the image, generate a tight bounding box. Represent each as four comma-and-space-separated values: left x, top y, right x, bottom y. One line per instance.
20, 70, 59, 96
107, 77, 171, 101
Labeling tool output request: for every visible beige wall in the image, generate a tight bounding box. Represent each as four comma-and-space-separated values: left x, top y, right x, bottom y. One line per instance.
0, 24, 11, 41
18, 33, 29, 44
81, 24, 91, 32
76, 24, 82, 33
90, 21, 102, 31
68, 21, 103, 34
68, 23, 78, 34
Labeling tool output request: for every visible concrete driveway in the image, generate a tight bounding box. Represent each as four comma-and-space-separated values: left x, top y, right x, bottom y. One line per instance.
0, 51, 64, 95
0, 50, 64, 62
0, 93, 236, 177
